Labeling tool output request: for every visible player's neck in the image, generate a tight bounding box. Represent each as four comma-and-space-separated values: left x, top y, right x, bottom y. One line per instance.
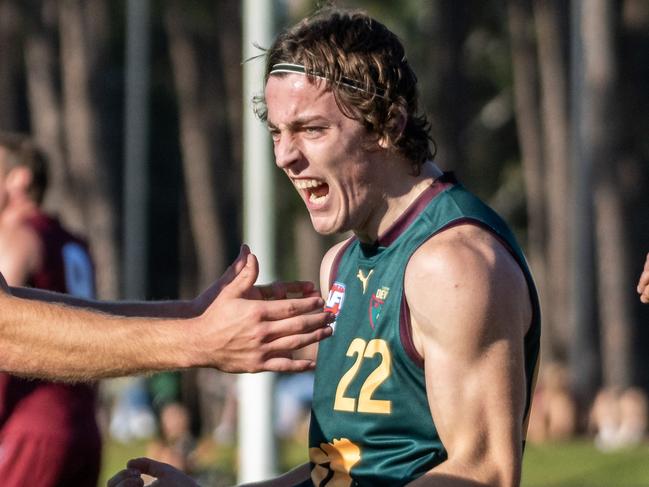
2, 198, 40, 225
355, 161, 437, 244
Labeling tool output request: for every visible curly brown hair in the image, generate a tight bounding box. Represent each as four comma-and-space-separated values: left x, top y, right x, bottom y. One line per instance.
254, 7, 435, 171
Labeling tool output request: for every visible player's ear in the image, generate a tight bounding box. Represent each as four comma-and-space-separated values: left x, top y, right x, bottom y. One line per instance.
378, 102, 407, 150
6, 166, 33, 195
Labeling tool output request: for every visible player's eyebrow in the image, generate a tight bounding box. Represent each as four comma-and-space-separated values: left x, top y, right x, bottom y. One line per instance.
267, 115, 330, 131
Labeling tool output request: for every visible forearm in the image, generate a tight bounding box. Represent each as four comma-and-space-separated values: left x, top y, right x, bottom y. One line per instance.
11, 285, 198, 318
0, 292, 197, 381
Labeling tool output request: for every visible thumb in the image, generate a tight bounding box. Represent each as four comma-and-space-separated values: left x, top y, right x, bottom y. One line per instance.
234, 244, 251, 274
126, 457, 168, 478
222, 252, 259, 297
219, 244, 251, 287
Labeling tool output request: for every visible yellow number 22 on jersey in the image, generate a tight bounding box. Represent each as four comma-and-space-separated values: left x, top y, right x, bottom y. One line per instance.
333, 338, 392, 414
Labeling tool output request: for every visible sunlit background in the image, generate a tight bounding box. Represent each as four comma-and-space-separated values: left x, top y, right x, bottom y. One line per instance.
1, 0, 649, 485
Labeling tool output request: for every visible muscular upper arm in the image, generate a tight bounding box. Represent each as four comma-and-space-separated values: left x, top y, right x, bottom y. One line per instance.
405, 225, 531, 487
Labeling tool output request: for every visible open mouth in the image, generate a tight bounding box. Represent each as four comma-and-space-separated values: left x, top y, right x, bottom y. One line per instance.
294, 179, 330, 205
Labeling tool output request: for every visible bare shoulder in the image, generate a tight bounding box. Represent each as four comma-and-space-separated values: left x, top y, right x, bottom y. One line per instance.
0, 220, 43, 285
0, 219, 40, 250
319, 237, 353, 298
405, 224, 531, 354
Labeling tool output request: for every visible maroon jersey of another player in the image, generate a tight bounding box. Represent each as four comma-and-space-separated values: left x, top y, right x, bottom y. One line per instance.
0, 212, 100, 456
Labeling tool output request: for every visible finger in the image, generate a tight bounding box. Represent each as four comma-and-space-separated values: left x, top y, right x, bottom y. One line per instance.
261, 357, 317, 372
256, 284, 275, 300
640, 269, 649, 284
234, 244, 251, 275
259, 297, 326, 321
641, 290, 649, 304
255, 280, 321, 300
257, 281, 315, 300
220, 245, 251, 285
126, 458, 172, 479
265, 311, 335, 341
638, 272, 649, 294
267, 280, 317, 299
221, 253, 259, 298
107, 469, 144, 487
264, 318, 334, 350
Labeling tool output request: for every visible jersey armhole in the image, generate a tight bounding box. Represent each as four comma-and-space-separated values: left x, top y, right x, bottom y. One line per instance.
399, 216, 538, 369
327, 238, 356, 289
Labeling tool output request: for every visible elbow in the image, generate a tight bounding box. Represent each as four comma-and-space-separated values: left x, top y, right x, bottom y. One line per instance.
448, 448, 522, 487
479, 454, 521, 487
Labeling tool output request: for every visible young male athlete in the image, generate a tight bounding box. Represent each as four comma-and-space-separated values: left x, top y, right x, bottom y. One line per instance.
0, 133, 102, 486
110, 8, 541, 487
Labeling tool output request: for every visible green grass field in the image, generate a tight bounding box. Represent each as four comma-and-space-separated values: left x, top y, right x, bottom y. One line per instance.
100, 439, 649, 486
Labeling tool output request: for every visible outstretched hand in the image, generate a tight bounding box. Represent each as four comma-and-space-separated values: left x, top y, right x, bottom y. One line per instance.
638, 252, 649, 304
108, 457, 197, 487
194, 245, 321, 311
190, 245, 333, 373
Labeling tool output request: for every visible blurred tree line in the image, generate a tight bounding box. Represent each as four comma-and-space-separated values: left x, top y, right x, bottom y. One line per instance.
0, 0, 647, 418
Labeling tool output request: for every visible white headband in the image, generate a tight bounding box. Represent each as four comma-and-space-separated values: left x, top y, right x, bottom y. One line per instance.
269, 63, 387, 99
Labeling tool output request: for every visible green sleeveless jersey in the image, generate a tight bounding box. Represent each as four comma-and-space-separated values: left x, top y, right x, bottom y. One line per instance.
302, 176, 541, 487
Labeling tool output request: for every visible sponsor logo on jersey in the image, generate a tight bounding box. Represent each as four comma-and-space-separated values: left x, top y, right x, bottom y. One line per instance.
369, 286, 390, 330
325, 281, 346, 333
356, 268, 374, 294
310, 438, 361, 487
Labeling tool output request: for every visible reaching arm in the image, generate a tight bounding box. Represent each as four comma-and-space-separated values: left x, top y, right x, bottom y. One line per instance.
638, 252, 649, 304
404, 225, 531, 487
10, 285, 198, 318
0, 246, 333, 381
108, 458, 311, 487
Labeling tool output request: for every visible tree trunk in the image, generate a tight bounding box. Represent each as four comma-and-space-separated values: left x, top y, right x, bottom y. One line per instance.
507, 0, 550, 359
164, 0, 226, 291
534, 0, 572, 358
0, 0, 22, 131
22, 0, 73, 219
59, 0, 118, 298
214, 0, 243, 258
423, 0, 468, 174
582, 0, 634, 388
619, 0, 649, 389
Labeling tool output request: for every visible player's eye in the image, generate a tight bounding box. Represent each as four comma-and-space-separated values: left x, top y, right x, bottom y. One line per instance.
304, 126, 325, 137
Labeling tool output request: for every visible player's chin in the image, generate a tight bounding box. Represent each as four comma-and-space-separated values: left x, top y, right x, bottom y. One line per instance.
308, 214, 341, 236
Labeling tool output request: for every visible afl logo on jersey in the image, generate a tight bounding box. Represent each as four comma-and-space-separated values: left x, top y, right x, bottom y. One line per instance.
324, 282, 346, 333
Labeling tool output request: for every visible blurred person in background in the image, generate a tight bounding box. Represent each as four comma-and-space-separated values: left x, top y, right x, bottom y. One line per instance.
638, 252, 649, 303
147, 402, 198, 474
526, 362, 577, 444
0, 132, 101, 486
590, 387, 648, 451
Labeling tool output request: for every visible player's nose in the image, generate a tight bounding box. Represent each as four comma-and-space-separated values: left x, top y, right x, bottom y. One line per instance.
274, 133, 301, 169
